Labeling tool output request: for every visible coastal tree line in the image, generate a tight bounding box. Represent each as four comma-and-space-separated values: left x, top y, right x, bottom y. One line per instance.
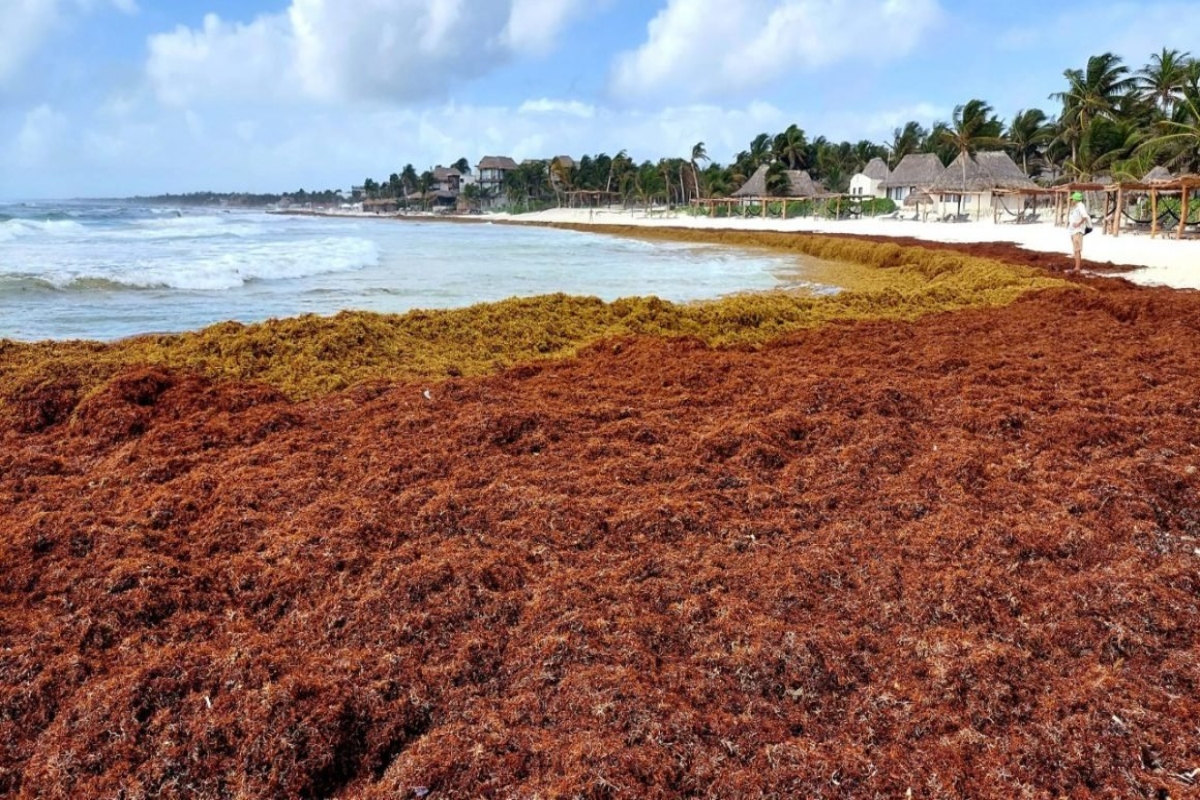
147, 49, 1200, 210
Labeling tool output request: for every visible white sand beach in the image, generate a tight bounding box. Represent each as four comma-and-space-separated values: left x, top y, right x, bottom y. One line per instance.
491, 207, 1200, 290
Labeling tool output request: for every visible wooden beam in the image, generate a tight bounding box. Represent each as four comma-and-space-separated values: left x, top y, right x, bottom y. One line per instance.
1180, 189, 1191, 241
1114, 185, 1123, 237
1151, 189, 1159, 238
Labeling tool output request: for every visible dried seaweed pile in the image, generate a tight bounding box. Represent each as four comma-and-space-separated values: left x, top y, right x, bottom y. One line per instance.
2, 280, 1199, 798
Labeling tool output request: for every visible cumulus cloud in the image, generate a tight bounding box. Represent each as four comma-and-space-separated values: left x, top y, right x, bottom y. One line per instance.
146, 0, 590, 108
610, 0, 942, 101
0, 0, 136, 86
13, 104, 68, 167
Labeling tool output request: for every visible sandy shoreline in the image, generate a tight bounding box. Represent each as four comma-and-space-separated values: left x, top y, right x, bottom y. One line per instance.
288, 205, 1200, 289
486, 207, 1200, 289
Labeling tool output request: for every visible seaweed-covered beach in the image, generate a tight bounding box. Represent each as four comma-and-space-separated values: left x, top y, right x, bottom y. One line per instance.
2, 232, 1198, 798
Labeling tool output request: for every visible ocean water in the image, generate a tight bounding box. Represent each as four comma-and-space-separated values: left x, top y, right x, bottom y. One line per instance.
0, 201, 829, 342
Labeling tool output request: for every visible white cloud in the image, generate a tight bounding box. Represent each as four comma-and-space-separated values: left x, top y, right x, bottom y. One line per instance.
502, 0, 588, 54
0, 0, 136, 86
13, 104, 68, 167
519, 98, 595, 117
610, 0, 943, 102
146, 0, 590, 108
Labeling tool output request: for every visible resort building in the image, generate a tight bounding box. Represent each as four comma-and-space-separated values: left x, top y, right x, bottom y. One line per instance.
477, 156, 520, 201
432, 166, 462, 195
927, 150, 1039, 221
849, 157, 890, 199
879, 153, 945, 203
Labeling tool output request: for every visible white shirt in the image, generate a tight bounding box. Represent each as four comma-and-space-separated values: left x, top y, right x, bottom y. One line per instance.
1068, 202, 1089, 234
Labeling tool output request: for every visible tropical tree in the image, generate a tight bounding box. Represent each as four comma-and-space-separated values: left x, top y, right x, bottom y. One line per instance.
1006, 108, 1054, 176
1140, 91, 1200, 174
690, 141, 709, 200
452, 156, 472, 175
773, 124, 808, 169
890, 121, 927, 168
362, 178, 379, 199
1052, 52, 1136, 163
749, 132, 774, 168
763, 161, 790, 197
1139, 48, 1192, 115
401, 164, 418, 198
938, 99, 1005, 214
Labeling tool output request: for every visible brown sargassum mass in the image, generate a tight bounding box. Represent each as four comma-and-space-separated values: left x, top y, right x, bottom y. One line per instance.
1, 232, 1198, 798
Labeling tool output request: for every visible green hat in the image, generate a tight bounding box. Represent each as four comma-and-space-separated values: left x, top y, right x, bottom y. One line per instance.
1071, 191, 1084, 201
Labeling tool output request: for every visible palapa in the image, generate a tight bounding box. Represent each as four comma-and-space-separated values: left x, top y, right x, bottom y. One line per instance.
733, 164, 821, 198
928, 151, 1038, 194
1143, 165, 1173, 183
880, 153, 945, 189
861, 157, 890, 182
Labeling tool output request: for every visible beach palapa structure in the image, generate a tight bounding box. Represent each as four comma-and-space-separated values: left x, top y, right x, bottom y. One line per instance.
690, 164, 824, 218
1054, 171, 1200, 239
928, 150, 1040, 222
879, 153, 945, 203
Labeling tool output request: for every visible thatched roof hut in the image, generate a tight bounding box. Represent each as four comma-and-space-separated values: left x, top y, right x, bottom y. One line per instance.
1144, 165, 1174, 182
880, 153, 945, 189
478, 156, 519, 171
862, 157, 890, 182
929, 151, 1038, 193
733, 164, 820, 198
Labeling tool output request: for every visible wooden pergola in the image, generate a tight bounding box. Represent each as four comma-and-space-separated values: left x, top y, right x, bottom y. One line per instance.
689, 193, 850, 220
1053, 177, 1200, 240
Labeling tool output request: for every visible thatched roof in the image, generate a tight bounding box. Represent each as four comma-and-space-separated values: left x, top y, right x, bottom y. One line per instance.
880, 153, 945, 188
478, 156, 519, 171
904, 191, 934, 207
432, 167, 461, 181
1144, 165, 1174, 182
861, 157, 890, 182
929, 151, 1039, 193
733, 164, 820, 198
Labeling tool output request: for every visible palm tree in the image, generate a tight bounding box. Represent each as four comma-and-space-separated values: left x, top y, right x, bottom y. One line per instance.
607, 150, 631, 195
773, 124, 808, 169
890, 121, 927, 168
1006, 108, 1054, 176
938, 99, 1005, 214
401, 164, 418, 202
763, 161, 790, 197
1139, 48, 1192, 115
1140, 91, 1200, 175
690, 141, 709, 200
1052, 52, 1136, 163
452, 156, 471, 175
749, 132, 773, 168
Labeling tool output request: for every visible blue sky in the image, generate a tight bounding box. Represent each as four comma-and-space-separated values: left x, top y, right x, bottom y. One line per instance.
1, 0, 1197, 198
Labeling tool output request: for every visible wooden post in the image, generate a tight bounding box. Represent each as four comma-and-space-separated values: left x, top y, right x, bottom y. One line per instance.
1108, 185, 1118, 237
1151, 189, 1158, 238
1179, 188, 1191, 240
782, 198, 788, 219
762, 197, 767, 218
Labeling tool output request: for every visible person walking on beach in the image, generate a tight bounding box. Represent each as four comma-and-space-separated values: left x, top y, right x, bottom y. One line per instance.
1067, 191, 1090, 273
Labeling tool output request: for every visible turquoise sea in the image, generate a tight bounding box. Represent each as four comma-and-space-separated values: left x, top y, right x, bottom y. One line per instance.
0, 201, 833, 342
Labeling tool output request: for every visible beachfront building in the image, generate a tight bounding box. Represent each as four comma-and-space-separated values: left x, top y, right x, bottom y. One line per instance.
432, 166, 462, 195
733, 164, 821, 201
928, 151, 1039, 222
477, 156, 519, 208
879, 153, 945, 204
849, 157, 890, 199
